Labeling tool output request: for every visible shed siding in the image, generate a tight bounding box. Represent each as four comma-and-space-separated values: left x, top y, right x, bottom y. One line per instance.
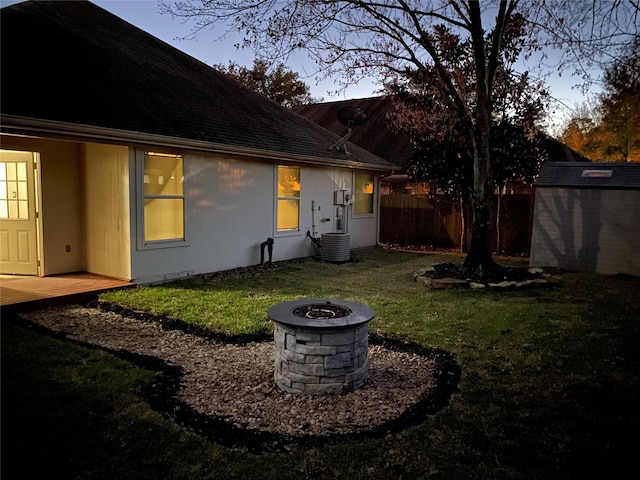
530, 188, 640, 275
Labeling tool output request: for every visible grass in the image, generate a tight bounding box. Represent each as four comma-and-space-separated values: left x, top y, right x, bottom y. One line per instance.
2, 248, 639, 479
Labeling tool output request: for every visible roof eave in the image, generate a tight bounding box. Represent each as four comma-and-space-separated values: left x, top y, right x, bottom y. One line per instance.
0, 115, 394, 172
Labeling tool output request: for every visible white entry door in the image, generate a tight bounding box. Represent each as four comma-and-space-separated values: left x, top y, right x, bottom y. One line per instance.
0, 150, 39, 275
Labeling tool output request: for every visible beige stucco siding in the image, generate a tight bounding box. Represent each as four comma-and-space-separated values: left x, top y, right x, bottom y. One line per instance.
82, 143, 131, 280
39, 141, 84, 275
530, 187, 640, 275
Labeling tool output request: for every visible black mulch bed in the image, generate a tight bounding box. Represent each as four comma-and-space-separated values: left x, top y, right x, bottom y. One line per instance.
427, 262, 543, 284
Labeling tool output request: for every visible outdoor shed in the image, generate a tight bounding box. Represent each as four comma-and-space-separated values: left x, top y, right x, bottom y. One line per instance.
530, 162, 640, 276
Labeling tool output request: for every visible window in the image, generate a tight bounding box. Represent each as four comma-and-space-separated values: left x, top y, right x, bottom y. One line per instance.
143, 152, 184, 242
0, 151, 32, 220
354, 173, 374, 215
277, 165, 300, 231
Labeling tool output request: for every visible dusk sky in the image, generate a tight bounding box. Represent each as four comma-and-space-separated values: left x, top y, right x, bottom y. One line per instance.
89, 0, 381, 100
2, 0, 596, 130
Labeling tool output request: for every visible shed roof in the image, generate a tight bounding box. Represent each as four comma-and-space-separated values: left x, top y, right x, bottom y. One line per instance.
0, 0, 391, 171
535, 162, 640, 189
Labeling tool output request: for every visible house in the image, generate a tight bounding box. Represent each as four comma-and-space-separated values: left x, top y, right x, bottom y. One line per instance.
0, 0, 393, 284
530, 162, 640, 275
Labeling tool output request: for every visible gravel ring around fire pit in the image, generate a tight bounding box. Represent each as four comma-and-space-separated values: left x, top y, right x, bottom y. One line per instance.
15, 304, 460, 452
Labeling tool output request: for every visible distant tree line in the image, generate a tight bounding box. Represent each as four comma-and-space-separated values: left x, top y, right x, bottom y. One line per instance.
560, 37, 640, 162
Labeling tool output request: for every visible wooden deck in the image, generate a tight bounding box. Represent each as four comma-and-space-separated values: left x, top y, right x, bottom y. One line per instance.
0, 273, 134, 311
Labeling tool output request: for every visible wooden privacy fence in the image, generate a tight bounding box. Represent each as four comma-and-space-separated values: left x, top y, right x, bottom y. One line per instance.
379, 193, 535, 255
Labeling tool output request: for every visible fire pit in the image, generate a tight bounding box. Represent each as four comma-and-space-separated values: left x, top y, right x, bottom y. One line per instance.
268, 298, 375, 395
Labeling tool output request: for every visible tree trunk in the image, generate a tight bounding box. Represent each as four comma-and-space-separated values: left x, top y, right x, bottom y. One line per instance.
463, 3, 499, 281
496, 186, 503, 255
463, 189, 494, 279
463, 97, 496, 278
459, 196, 467, 253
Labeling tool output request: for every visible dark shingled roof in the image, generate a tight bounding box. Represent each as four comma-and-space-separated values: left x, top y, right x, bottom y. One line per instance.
0, 0, 391, 170
293, 97, 413, 167
294, 96, 587, 168
535, 162, 640, 189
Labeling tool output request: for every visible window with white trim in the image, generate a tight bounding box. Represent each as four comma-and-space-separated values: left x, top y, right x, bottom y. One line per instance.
0, 151, 32, 219
143, 152, 185, 243
277, 165, 300, 232
353, 173, 374, 215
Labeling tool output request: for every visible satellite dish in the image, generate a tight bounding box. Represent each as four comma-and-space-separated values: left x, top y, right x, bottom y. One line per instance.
330, 105, 367, 156
337, 106, 367, 128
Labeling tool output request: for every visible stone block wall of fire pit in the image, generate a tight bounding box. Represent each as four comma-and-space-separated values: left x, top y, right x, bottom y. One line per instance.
268, 299, 375, 395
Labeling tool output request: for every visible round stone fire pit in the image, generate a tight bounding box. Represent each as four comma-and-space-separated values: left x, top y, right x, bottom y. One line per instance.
268, 298, 375, 395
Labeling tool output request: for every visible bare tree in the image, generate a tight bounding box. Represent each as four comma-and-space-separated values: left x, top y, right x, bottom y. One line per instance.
160, 0, 638, 278
525, 0, 639, 83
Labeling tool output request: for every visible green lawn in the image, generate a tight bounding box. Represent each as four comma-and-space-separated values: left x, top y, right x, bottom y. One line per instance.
2, 248, 639, 479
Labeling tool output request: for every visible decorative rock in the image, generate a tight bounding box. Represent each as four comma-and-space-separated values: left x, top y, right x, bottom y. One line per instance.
470, 282, 486, 289
427, 277, 470, 289
414, 266, 435, 280
488, 281, 516, 289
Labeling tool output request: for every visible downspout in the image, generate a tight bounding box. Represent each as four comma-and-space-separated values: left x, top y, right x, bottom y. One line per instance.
376, 174, 389, 248
311, 200, 317, 237
345, 203, 350, 234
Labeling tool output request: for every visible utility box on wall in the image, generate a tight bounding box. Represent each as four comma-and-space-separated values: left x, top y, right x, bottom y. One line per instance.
530, 162, 640, 276
334, 190, 352, 206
